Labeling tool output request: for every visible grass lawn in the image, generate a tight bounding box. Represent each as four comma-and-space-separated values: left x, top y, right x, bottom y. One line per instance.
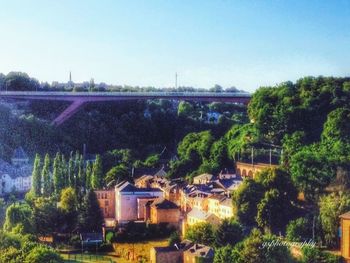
60, 238, 168, 263
61, 253, 116, 262
112, 238, 169, 263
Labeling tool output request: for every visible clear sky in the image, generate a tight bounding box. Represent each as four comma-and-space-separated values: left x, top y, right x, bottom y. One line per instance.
0, 0, 349, 92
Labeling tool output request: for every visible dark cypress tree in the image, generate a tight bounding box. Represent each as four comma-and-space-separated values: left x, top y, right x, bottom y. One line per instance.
85, 161, 92, 191
91, 154, 103, 189
31, 154, 42, 196
60, 154, 68, 188
78, 154, 86, 193
68, 155, 74, 187
79, 190, 104, 232
53, 152, 64, 195
41, 154, 51, 197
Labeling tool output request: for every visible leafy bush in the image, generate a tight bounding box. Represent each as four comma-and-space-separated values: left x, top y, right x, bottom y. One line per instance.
286, 217, 312, 242
301, 246, 341, 263
105, 231, 115, 244
24, 245, 63, 263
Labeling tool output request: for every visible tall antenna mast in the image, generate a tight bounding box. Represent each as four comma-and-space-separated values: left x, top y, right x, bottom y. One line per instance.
175, 72, 178, 89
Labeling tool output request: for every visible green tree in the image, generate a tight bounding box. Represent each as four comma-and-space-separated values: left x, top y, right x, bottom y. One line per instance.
168, 231, 181, 246
290, 144, 335, 201
281, 131, 307, 166
85, 162, 92, 190
209, 138, 229, 173
24, 245, 63, 263
225, 124, 259, 161
3, 204, 33, 233
91, 155, 103, 189
0, 198, 5, 225
31, 154, 41, 196
215, 219, 243, 247
67, 156, 74, 187
214, 245, 235, 263
232, 229, 293, 263
59, 187, 78, 214
178, 101, 194, 117
78, 190, 104, 232
301, 246, 341, 263
233, 178, 265, 226
60, 154, 68, 188
322, 108, 350, 145
286, 217, 312, 242
185, 222, 215, 246
58, 187, 78, 232
105, 164, 129, 186
143, 154, 160, 168
319, 192, 350, 248
256, 189, 281, 232
32, 197, 59, 235
41, 154, 52, 197
53, 153, 64, 195
0, 246, 22, 263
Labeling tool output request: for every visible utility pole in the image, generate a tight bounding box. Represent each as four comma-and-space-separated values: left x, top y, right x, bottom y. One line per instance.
269, 148, 272, 165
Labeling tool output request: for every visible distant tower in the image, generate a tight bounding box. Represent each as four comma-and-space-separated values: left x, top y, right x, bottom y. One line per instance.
69, 71, 72, 82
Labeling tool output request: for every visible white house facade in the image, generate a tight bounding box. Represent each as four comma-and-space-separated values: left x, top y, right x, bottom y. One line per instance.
0, 148, 32, 195
115, 181, 163, 223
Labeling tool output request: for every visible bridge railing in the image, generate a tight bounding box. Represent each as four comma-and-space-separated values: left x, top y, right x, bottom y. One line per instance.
0, 91, 251, 98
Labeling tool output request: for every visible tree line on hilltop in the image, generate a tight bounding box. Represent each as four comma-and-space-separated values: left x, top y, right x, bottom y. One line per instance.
0, 71, 245, 93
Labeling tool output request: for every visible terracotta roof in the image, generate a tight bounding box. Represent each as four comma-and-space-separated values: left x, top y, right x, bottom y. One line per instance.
185, 244, 214, 258
153, 240, 194, 252
116, 181, 163, 193
208, 194, 226, 201
340, 211, 350, 219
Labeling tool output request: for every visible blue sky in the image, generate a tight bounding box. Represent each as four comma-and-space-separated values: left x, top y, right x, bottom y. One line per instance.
0, 0, 349, 92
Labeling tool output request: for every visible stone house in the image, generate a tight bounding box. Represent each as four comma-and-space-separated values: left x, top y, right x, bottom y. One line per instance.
186, 208, 220, 227
150, 240, 193, 263
95, 189, 115, 219
193, 173, 213, 185
149, 198, 180, 226
218, 198, 234, 219
207, 194, 226, 216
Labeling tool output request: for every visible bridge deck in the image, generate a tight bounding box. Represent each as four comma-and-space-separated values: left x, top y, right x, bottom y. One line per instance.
0, 91, 250, 99
0, 91, 251, 126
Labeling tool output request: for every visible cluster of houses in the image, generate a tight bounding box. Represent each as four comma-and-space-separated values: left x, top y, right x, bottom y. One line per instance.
0, 147, 32, 195
95, 163, 273, 263
95, 169, 241, 228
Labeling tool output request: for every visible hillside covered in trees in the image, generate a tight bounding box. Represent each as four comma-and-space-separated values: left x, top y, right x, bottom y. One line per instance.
2, 75, 350, 262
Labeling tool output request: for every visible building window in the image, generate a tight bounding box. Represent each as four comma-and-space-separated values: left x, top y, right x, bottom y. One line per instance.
105, 200, 109, 206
